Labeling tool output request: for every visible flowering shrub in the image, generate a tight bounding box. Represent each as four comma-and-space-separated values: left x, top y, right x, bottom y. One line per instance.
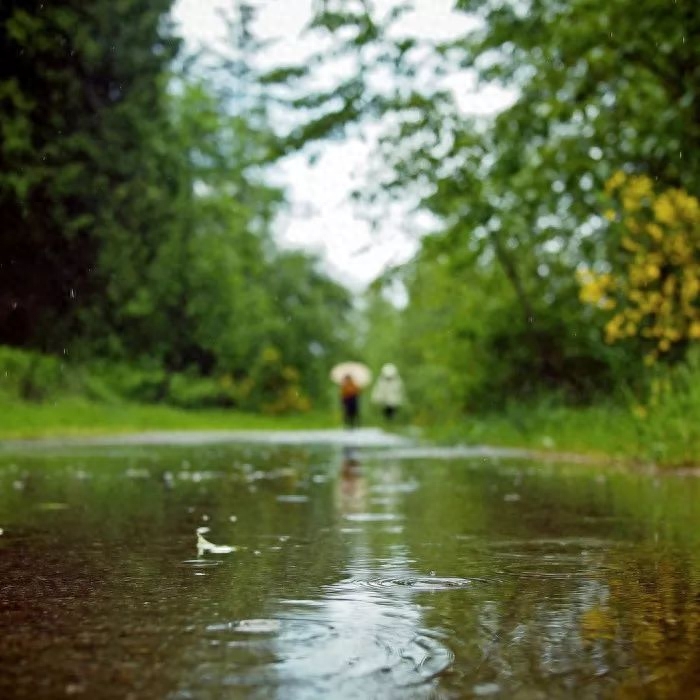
579, 172, 700, 364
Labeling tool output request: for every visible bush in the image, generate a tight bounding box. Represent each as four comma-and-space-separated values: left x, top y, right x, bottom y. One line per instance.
86, 362, 168, 403
244, 346, 312, 414
631, 348, 700, 465
167, 373, 237, 409
0, 346, 68, 401
0, 344, 315, 414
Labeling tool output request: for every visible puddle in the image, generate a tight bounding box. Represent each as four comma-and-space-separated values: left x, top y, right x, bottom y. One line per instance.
1, 439, 699, 698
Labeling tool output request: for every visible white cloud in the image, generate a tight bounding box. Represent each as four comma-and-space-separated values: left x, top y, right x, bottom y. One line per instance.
172, 0, 510, 290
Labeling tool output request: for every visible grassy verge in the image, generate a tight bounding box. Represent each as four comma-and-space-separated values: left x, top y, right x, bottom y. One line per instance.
420, 398, 700, 468
0, 397, 336, 440
424, 404, 640, 460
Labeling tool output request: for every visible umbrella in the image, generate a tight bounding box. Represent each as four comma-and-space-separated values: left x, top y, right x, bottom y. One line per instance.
330, 361, 372, 388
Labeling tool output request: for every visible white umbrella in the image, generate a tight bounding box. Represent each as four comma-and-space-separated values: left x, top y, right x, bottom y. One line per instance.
330, 361, 372, 388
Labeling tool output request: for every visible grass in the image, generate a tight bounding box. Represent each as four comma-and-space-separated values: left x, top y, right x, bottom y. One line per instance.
3, 393, 697, 469
0, 396, 336, 440
419, 402, 652, 465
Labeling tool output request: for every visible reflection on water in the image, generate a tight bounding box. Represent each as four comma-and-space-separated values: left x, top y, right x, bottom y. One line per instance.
1, 439, 700, 698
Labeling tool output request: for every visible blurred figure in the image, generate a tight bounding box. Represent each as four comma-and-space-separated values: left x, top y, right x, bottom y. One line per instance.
342, 445, 361, 470
330, 361, 371, 429
371, 363, 405, 421
340, 373, 361, 429
337, 446, 366, 513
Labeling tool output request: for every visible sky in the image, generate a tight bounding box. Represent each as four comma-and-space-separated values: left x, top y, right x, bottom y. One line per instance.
172, 0, 512, 292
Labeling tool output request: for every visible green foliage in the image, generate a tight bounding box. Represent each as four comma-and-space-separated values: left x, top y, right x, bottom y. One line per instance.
167, 373, 237, 410
425, 399, 639, 458
276, 0, 700, 424
0, 0, 185, 355
0, 1, 355, 413
0, 344, 312, 414
0, 396, 335, 440
630, 348, 700, 466
0, 345, 67, 401
86, 362, 168, 404
243, 346, 311, 415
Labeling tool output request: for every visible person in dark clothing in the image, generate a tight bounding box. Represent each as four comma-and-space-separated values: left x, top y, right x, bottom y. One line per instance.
340, 374, 360, 429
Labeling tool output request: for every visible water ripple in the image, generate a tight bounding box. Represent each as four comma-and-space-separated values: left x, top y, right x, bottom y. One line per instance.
343, 575, 475, 591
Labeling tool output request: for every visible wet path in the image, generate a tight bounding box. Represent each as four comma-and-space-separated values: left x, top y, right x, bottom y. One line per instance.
1, 431, 700, 698
0, 427, 411, 449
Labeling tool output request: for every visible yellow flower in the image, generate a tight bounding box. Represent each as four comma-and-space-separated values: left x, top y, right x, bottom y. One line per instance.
662, 275, 677, 297
683, 275, 700, 303
646, 223, 664, 242
605, 170, 626, 194
595, 179, 700, 350
646, 263, 660, 280
605, 314, 625, 342
626, 175, 653, 200
653, 193, 676, 226
667, 188, 700, 221
621, 236, 639, 252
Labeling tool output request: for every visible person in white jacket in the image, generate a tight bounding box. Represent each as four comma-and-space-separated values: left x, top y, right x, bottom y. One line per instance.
370, 363, 405, 421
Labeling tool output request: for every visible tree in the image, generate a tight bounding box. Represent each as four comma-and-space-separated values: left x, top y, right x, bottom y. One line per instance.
265, 0, 700, 410
0, 0, 185, 357
169, 5, 355, 405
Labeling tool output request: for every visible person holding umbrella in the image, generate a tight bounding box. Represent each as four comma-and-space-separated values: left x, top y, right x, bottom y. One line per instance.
330, 361, 372, 429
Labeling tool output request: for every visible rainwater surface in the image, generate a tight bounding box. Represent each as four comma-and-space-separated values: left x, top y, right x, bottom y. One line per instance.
2, 430, 700, 699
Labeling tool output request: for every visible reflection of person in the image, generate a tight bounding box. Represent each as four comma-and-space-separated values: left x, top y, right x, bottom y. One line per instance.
337, 447, 366, 513
340, 374, 361, 428
370, 363, 405, 421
